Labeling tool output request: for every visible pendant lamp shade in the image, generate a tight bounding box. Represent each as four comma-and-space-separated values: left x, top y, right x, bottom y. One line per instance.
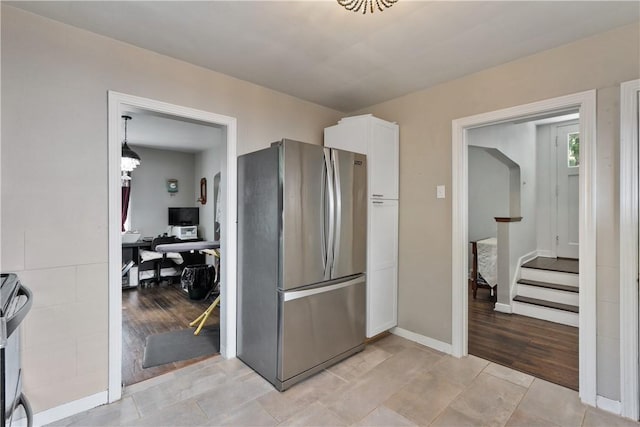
121, 115, 140, 172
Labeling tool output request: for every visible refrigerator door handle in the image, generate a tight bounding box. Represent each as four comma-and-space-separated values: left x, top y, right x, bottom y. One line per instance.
320, 156, 327, 273
283, 276, 364, 301
331, 150, 341, 278
324, 148, 335, 281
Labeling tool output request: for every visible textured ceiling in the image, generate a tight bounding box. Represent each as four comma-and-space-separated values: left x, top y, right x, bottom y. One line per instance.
9, 1, 640, 112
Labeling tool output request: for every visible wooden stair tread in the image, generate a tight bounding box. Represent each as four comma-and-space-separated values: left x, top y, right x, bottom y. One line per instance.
522, 257, 579, 274
513, 295, 579, 313
517, 279, 579, 293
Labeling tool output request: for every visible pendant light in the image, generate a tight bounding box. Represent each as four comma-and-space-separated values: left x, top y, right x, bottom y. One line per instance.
337, 0, 397, 14
121, 115, 141, 172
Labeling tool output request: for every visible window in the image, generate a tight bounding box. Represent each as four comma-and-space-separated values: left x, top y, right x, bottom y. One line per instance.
568, 132, 580, 167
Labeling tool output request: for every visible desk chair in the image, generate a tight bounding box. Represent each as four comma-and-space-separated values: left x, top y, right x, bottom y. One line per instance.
139, 236, 183, 286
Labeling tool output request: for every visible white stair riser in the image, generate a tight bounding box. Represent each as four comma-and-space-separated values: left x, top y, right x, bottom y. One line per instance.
512, 301, 578, 327
516, 285, 579, 306
520, 268, 578, 286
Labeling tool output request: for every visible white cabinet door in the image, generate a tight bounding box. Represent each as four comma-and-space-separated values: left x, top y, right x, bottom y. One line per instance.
369, 120, 399, 200
369, 199, 398, 270
367, 265, 398, 337
367, 199, 398, 337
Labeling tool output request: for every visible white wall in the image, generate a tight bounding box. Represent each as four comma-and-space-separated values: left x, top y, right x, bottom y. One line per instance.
536, 123, 555, 255
468, 122, 538, 272
1, 5, 342, 413
129, 146, 196, 238
467, 146, 509, 242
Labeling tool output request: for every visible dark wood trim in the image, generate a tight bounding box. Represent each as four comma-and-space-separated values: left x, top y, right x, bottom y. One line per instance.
517, 279, 579, 293
522, 257, 579, 274
494, 217, 523, 222
513, 295, 579, 313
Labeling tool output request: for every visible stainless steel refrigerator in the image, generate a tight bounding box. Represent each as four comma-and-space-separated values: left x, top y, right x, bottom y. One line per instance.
237, 138, 367, 391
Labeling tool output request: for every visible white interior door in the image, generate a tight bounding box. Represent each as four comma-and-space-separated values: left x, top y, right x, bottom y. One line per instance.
556, 122, 580, 259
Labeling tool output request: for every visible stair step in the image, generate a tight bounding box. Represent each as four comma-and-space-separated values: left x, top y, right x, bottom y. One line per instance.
513, 295, 579, 313
520, 267, 578, 287
517, 281, 579, 306
512, 300, 579, 327
522, 257, 579, 274
517, 279, 578, 293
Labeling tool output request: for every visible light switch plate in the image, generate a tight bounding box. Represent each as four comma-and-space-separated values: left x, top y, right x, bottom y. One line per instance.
437, 185, 446, 199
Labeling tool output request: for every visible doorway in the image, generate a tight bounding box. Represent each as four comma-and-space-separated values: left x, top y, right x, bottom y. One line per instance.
451, 90, 597, 405
119, 111, 225, 386
107, 92, 238, 403
466, 113, 580, 390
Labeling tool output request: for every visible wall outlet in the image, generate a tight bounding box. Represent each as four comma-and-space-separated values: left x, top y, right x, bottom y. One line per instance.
437, 185, 446, 199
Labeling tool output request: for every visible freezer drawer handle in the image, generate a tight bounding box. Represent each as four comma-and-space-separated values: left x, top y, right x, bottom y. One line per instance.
372, 194, 384, 197
0, 285, 33, 348
283, 277, 364, 301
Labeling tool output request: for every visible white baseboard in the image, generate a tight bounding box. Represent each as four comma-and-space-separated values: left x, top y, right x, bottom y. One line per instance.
596, 395, 622, 415
494, 303, 512, 314
537, 249, 555, 258
391, 327, 452, 355
15, 391, 108, 427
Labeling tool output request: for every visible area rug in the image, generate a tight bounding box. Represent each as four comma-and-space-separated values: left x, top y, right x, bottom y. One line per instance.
142, 326, 220, 368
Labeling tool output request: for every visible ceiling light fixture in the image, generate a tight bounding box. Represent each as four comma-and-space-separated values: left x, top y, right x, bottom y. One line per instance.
121, 115, 141, 172
337, 0, 398, 14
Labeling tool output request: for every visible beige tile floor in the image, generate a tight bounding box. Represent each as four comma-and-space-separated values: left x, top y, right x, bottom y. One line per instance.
50, 335, 639, 426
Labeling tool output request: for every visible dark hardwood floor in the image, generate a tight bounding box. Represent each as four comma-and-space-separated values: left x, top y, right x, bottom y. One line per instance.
122, 284, 220, 386
468, 287, 578, 390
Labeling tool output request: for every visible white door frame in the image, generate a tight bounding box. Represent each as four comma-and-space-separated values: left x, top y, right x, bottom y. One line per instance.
620, 79, 640, 420
107, 91, 238, 403
451, 90, 597, 405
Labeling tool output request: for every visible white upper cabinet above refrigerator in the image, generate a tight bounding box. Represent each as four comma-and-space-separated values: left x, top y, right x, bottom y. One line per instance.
324, 114, 399, 200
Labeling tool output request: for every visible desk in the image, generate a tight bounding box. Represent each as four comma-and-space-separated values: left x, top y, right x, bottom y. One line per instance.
122, 239, 206, 288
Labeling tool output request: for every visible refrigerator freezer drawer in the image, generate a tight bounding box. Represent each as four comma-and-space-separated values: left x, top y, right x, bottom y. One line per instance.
278, 276, 365, 382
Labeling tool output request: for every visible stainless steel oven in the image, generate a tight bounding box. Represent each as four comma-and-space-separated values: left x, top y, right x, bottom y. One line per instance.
1, 274, 33, 427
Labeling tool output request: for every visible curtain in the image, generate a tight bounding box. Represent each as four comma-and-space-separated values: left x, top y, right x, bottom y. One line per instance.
122, 182, 131, 232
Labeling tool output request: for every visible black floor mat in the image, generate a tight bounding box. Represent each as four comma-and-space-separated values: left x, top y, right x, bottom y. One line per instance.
142, 326, 220, 368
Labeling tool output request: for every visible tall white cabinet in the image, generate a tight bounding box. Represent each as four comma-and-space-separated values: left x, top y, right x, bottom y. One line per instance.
324, 114, 399, 337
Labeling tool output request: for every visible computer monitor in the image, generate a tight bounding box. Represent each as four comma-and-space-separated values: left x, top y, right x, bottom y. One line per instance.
168, 207, 199, 226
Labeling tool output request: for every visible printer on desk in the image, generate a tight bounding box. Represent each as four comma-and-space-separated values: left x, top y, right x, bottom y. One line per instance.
171, 225, 198, 240
168, 207, 199, 240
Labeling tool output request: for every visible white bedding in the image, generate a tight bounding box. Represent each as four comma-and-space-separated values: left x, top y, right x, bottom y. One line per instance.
139, 267, 181, 280
139, 249, 183, 264
477, 237, 497, 288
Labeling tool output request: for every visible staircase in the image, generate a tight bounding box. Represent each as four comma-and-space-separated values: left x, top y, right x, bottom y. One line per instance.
512, 257, 578, 327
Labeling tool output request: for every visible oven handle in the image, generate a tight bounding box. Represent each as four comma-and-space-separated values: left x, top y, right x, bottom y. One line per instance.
6, 284, 33, 340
